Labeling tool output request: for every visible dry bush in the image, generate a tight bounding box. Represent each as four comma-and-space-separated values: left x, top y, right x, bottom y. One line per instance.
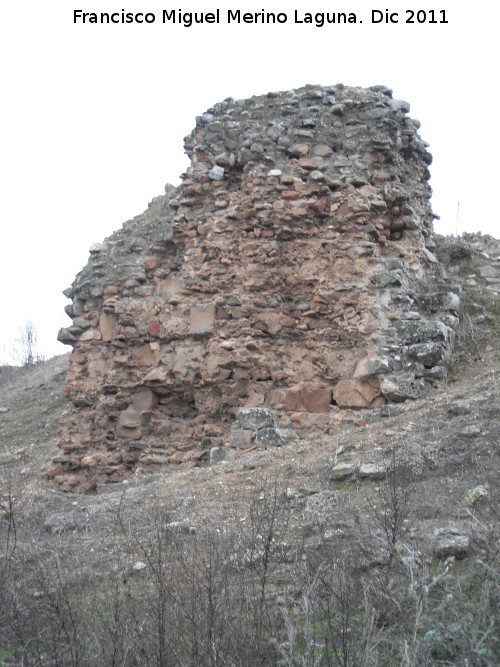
1, 477, 499, 666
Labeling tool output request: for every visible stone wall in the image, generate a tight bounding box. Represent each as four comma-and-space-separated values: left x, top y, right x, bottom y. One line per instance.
52, 84, 459, 491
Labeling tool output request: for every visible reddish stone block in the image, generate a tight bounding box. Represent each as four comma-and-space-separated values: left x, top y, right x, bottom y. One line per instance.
189, 304, 216, 336
130, 345, 155, 367
333, 378, 381, 409
148, 320, 161, 337
284, 383, 332, 413
144, 256, 161, 270
282, 190, 299, 200
156, 276, 183, 297
309, 197, 328, 214
99, 313, 116, 342
298, 159, 319, 170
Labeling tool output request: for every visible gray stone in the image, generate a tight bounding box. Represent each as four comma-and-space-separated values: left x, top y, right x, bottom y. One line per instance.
72, 317, 92, 329
371, 270, 403, 287
422, 248, 438, 263
255, 427, 295, 448
330, 462, 358, 481
389, 98, 410, 113
51, 455, 70, 463
0, 407, 9, 413
210, 446, 236, 464
434, 529, 470, 559
57, 327, 78, 344
235, 407, 277, 430
354, 356, 391, 377
423, 292, 460, 313
406, 342, 447, 367
359, 463, 386, 480
229, 429, 253, 449
208, 165, 224, 180
395, 319, 452, 344
462, 424, 482, 438
380, 374, 425, 402
148, 456, 169, 464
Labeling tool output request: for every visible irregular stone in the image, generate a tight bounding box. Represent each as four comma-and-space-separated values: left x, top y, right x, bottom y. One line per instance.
288, 143, 311, 157
371, 270, 403, 287
395, 319, 452, 344
156, 276, 184, 297
130, 345, 155, 367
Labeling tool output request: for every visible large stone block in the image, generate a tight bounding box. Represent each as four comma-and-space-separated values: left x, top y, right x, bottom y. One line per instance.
333, 378, 381, 409
116, 410, 142, 440
132, 388, 158, 411
99, 313, 116, 342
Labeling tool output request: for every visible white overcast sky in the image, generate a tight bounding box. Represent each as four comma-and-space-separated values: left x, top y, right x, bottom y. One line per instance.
0, 0, 498, 359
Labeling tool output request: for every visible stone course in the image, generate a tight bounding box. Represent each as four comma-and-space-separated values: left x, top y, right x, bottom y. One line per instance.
53, 84, 460, 491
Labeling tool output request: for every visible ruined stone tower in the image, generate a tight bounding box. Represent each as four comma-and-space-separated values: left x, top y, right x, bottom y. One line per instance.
53, 84, 458, 491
